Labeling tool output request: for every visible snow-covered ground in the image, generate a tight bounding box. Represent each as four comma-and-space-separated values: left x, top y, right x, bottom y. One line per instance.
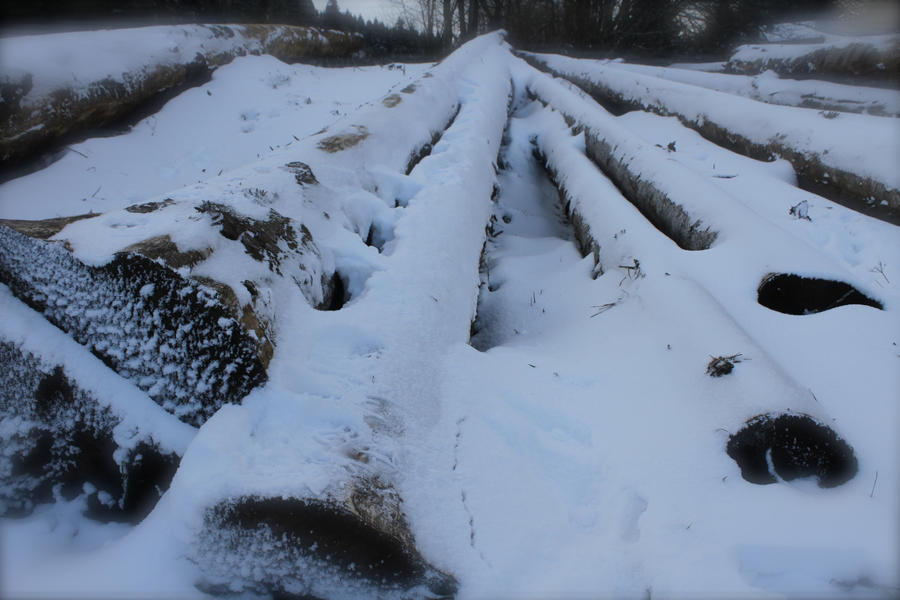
2, 26, 899, 600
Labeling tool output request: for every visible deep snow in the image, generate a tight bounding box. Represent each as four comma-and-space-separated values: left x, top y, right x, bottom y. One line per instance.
1, 26, 899, 600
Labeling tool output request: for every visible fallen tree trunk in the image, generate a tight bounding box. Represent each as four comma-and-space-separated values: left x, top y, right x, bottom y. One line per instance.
0, 287, 195, 521
607, 61, 900, 117
525, 67, 719, 251
725, 34, 900, 85
186, 33, 513, 598
0, 223, 270, 426
524, 52, 900, 225
0, 24, 365, 166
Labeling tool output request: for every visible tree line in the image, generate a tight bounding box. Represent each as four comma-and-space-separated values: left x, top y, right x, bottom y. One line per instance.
397, 0, 842, 53
3, 0, 845, 56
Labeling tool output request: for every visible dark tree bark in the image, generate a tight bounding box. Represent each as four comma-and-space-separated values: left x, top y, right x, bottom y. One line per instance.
442, 0, 453, 47
467, 0, 479, 37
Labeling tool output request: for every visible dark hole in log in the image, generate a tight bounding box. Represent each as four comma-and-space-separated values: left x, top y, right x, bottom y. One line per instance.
758, 273, 883, 315
320, 271, 347, 311
727, 413, 858, 488
204, 497, 457, 598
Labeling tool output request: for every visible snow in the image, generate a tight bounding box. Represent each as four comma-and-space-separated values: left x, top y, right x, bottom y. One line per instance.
2, 26, 899, 600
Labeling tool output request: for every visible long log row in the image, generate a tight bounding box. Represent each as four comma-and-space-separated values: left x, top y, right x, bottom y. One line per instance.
523, 52, 900, 224
605, 60, 900, 116
182, 33, 511, 598
0, 16, 478, 428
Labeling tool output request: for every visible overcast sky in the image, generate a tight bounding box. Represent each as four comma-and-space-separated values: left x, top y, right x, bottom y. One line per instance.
311, 0, 401, 25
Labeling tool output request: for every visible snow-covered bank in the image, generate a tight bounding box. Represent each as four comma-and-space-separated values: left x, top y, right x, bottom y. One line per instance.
0, 24, 365, 164
525, 51, 900, 223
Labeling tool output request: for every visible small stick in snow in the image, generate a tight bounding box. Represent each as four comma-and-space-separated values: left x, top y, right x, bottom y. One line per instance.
91, 186, 101, 198
870, 471, 878, 498
591, 301, 618, 317
870, 261, 889, 284
68, 147, 88, 158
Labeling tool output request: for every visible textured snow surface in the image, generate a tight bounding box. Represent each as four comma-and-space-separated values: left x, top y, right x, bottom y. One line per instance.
2, 26, 899, 600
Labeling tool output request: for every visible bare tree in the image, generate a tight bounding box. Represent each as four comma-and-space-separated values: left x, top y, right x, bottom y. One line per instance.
391, 0, 439, 36
468, 0, 480, 36
442, 0, 453, 46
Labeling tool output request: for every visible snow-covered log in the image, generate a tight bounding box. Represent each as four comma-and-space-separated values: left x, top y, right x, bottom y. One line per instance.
182, 33, 513, 597
0, 223, 269, 426
725, 32, 900, 83
0, 24, 365, 164
524, 52, 900, 224
525, 66, 718, 251
0, 286, 194, 520
606, 60, 900, 117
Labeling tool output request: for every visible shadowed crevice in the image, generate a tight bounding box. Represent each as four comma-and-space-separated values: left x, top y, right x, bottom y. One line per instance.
757, 273, 882, 315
